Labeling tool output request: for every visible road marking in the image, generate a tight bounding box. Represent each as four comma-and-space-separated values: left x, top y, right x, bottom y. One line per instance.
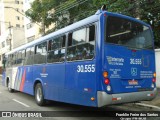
135, 103, 160, 111
12, 99, 30, 108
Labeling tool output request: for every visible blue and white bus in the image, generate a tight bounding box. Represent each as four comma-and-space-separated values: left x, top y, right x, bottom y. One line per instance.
2, 8, 157, 107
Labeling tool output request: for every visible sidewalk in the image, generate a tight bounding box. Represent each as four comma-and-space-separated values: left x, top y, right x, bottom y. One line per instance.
142, 88, 160, 107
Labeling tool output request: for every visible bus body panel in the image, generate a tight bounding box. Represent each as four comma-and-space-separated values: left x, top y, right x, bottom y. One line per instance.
42, 63, 65, 101
22, 66, 34, 95
2, 71, 6, 86
103, 44, 155, 93
14, 67, 24, 91
100, 12, 156, 94
95, 14, 104, 92
4, 66, 34, 95
4, 67, 19, 91
96, 12, 157, 106
65, 60, 97, 106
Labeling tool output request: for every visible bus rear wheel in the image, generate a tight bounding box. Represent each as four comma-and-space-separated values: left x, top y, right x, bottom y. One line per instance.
35, 83, 46, 106
7, 80, 14, 93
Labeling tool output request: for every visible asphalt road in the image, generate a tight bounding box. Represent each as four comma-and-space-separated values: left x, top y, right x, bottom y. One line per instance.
0, 78, 159, 120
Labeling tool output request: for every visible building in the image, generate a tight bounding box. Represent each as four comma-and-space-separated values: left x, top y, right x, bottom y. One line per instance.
23, 0, 55, 42
0, 0, 56, 74
0, 0, 26, 73
23, 0, 42, 43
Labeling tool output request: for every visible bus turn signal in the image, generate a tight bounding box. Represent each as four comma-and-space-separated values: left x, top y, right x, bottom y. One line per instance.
103, 71, 108, 78
153, 72, 156, 77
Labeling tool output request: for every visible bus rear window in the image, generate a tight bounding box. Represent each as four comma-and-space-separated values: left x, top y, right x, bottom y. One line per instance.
106, 16, 153, 49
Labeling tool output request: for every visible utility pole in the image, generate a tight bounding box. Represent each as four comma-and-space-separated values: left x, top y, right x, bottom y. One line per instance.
42, 18, 45, 35
135, 0, 141, 19
8, 21, 12, 51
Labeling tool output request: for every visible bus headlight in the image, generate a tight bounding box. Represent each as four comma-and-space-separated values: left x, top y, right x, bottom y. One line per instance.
107, 85, 111, 91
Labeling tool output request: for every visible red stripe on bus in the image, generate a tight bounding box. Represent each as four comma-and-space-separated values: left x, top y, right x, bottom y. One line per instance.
20, 68, 26, 92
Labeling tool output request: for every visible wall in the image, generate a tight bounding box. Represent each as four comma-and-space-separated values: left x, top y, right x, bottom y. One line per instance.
12, 27, 25, 49
155, 49, 160, 88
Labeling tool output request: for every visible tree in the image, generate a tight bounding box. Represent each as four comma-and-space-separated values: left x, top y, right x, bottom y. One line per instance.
139, 0, 160, 48
25, 0, 57, 35
93, 0, 160, 48
25, 0, 98, 34
26, 0, 160, 47
26, 0, 86, 34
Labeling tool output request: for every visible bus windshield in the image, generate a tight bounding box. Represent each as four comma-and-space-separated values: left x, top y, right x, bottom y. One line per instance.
106, 16, 153, 49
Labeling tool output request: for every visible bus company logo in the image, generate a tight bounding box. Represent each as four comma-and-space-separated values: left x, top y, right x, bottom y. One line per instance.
128, 79, 138, 85
40, 67, 48, 78
106, 56, 124, 66
131, 68, 137, 76
106, 56, 112, 63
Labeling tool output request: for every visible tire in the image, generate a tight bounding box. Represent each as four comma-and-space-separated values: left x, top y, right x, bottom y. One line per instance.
7, 80, 14, 93
35, 83, 46, 106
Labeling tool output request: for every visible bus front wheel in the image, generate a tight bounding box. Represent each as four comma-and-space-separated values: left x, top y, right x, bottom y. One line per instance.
7, 80, 14, 93
35, 83, 46, 106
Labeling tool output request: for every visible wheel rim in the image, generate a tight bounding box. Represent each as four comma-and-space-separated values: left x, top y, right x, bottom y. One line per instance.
36, 87, 42, 102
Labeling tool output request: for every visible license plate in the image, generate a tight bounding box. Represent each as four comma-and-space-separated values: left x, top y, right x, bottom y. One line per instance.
128, 80, 138, 85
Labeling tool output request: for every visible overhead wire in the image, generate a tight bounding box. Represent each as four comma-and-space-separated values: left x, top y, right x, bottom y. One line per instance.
53, 0, 77, 11
54, 0, 84, 12
52, 0, 89, 18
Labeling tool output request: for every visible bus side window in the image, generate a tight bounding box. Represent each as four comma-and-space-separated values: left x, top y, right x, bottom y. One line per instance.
68, 33, 72, 47
10, 54, 13, 66
48, 40, 52, 51
67, 28, 86, 61
13, 52, 17, 65
87, 24, 95, 59
35, 42, 47, 64
62, 35, 66, 47
22, 49, 26, 65
47, 35, 66, 63
2, 54, 7, 69
67, 25, 95, 61
17, 51, 22, 65
89, 25, 95, 42
29, 46, 35, 65
31, 46, 35, 56
24, 47, 31, 65
6, 54, 11, 68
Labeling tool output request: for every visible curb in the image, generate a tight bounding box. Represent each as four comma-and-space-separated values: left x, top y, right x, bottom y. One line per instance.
134, 103, 160, 111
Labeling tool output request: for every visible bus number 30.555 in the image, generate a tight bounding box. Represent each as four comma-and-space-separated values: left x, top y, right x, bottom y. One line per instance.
77, 64, 95, 73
